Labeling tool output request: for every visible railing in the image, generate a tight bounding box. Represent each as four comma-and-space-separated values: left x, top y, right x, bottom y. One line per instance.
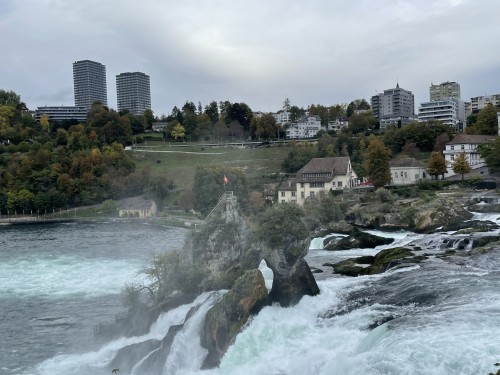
194, 191, 234, 231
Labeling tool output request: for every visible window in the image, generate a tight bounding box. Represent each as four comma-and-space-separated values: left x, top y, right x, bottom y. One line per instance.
281, 191, 285, 197
291, 191, 296, 197
395, 172, 398, 178
310, 191, 315, 197
300, 183, 304, 188
337, 181, 342, 187
301, 192, 305, 198
451, 146, 454, 150
404, 172, 407, 178
310, 182, 325, 188
281, 200, 285, 203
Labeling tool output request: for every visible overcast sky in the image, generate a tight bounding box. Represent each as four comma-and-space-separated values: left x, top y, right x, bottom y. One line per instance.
1, 0, 499, 116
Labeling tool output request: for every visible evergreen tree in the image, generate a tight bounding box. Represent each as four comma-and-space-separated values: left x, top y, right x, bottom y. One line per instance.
452, 153, 471, 181
427, 152, 447, 179
364, 136, 392, 188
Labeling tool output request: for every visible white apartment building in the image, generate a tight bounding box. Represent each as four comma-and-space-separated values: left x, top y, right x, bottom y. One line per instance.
35, 106, 87, 123
286, 115, 323, 139
418, 99, 465, 130
443, 134, 496, 178
328, 116, 349, 133
471, 95, 500, 112
272, 110, 291, 125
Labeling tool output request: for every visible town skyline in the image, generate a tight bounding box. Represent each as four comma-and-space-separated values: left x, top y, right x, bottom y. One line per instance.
1, 0, 500, 115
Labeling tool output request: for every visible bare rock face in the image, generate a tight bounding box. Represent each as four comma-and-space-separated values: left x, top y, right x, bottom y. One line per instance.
201, 269, 269, 369
268, 258, 320, 306
181, 197, 256, 290
262, 236, 320, 307
414, 197, 473, 232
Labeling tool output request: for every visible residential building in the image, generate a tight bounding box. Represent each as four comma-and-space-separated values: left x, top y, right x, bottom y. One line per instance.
116, 72, 151, 116
429, 81, 461, 101
471, 95, 500, 113
371, 83, 416, 129
286, 115, 322, 139
390, 158, 427, 185
443, 134, 496, 178
328, 116, 349, 133
277, 179, 297, 204
418, 99, 466, 130
151, 121, 168, 132
118, 197, 157, 218
272, 110, 291, 125
277, 157, 358, 206
34, 106, 87, 123
73, 60, 107, 110
498, 112, 500, 136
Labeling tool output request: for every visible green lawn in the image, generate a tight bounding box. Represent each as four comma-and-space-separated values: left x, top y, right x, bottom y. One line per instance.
128, 143, 300, 191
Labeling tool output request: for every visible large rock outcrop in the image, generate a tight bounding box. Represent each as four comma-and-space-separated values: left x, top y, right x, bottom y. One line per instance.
201, 269, 269, 368
345, 193, 473, 233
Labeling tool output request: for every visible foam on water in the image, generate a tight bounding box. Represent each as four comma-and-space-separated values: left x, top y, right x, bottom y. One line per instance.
28, 292, 215, 375
0, 254, 144, 298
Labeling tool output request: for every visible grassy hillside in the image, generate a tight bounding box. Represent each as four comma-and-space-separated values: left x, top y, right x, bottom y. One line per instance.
127, 143, 306, 191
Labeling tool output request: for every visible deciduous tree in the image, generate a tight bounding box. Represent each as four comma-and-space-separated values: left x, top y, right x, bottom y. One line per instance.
427, 151, 447, 179
479, 137, 500, 172
170, 123, 185, 140
466, 104, 498, 135
364, 136, 392, 188
452, 153, 471, 180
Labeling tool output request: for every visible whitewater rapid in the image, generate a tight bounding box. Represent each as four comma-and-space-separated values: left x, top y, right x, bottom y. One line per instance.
4, 212, 500, 375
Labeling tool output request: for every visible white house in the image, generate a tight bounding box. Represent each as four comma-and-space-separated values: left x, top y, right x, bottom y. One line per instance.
286, 115, 323, 139
443, 134, 496, 178
272, 110, 291, 125
119, 197, 157, 218
152, 122, 168, 132
390, 158, 427, 185
277, 157, 358, 205
327, 116, 349, 133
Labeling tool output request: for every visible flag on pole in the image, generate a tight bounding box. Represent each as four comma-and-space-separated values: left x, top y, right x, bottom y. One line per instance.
224, 175, 229, 185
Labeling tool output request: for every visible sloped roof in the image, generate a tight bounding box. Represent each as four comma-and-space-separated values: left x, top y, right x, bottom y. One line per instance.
391, 157, 424, 168
298, 114, 321, 122
120, 197, 155, 211
298, 157, 350, 175
278, 179, 297, 191
448, 134, 496, 145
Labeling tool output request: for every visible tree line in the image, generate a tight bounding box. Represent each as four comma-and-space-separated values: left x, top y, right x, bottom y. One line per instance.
0, 90, 169, 215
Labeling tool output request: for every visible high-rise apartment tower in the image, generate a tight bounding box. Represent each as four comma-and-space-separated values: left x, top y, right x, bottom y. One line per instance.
371, 83, 416, 129
73, 60, 108, 110
116, 72, 151, 116
429, 81, 461, 101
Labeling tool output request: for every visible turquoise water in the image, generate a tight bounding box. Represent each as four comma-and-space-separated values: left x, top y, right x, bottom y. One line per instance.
0, 222, 186, 374
2, 213, 500, 375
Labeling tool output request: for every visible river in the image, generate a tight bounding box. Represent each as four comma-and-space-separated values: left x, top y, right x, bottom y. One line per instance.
1, 212, 499, 375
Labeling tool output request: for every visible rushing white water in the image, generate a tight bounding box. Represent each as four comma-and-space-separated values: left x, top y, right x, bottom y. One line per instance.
28, 292, 220, 375
4, 212, 500, 375
0, 254, 144, 298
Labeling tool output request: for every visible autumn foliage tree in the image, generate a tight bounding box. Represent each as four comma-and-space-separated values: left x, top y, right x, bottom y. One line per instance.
364, 136, 392, 188
427, 152, 448, 180
452, 153, 471, 180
